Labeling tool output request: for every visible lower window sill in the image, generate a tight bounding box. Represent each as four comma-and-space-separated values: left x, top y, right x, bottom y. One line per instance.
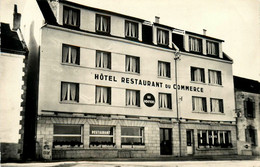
196, 147, 233, 151
53, 145, 84, 149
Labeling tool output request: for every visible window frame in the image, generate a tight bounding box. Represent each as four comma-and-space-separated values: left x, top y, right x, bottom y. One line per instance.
121, 126, 145, 146
60, 82, 79, 102
189, 36, 202, 53
89, 125, 115, 147
245, 126, 257, 146
63, 6, 80, 28
210, 98, 224, 113
192, 96, 207, 112
126, 89, 140, 107
62, 44, 80, 65
125, 20, 139, 40
95, 86, 111, 105
95, 14, 111, 34
125, 55, 140, 74
158, 93, 172, 110
157, 28, 169, 46
244, 98, 255, 118
206, 40, 219, 56
158, 61, 171, 78
53, 124, 83, 147
96, 50, 111, 69
208, 69, 222, 85
191, 67, 205, 83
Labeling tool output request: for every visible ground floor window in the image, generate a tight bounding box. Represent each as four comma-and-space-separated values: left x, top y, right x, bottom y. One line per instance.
198, 130, 232, 148
53, 124, 83, 147
89, 125, 115, 147
245, 126, 257, 146
121, 127, 144, 146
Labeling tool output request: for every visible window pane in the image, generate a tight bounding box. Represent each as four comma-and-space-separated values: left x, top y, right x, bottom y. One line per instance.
63, 6, 80, 27
121, 137, 142, 144
125, 21, 138, 38
90, 137, 113, 143
54, 136, 81, 143
121, 127, 142, 136
54, 125, 81, 134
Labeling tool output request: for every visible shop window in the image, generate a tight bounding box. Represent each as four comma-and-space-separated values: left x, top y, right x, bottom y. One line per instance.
244, 98, 255, 118
158, 61, 171, 78
62, 44, 80, 65
210, 98, 224, 113
157, 28, 169, 46
159, 93, 172, 109
96, 51, 111, 69
191, 67, 205, 83
96, 14, 110, 34
189, 37, 202, 53
63, 6, 80, 28
95, 86, 111, 104
53, 124, 82, 147
125, 55, 140, 73
207, 41, 219, 56
125, 21, 138, 39
245, 126, 257, 146
208, 70, 222, 85
89, 125, 115, 147
121, 127, 144, 146
61, 82, 79, 102
198, 130, 232, 148
126, 89, 140, 107
192, 96, 207, 112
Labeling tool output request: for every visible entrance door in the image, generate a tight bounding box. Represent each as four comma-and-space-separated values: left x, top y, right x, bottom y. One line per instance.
160, 128, 172, 155
186, 130, 194, 155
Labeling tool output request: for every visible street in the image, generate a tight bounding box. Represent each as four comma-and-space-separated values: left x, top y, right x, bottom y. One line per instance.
2, 160, 260, 167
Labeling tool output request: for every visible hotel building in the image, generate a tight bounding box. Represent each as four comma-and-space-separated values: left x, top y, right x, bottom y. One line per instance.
21, 0, 237, 159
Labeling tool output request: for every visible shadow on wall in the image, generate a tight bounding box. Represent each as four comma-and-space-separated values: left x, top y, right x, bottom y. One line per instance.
1, 143, 20, 162
22, 21, 40, 161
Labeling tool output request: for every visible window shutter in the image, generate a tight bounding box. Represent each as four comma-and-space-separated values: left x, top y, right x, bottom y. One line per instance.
244, 100, 248, 118
210, 99, 212, 112
252, 101, 255, 118
245, 129, 249, 142
220, 100, 224, 113
254, 129, 258, 146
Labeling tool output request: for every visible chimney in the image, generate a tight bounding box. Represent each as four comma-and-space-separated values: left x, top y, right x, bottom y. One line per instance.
203, 29, 207, 36
12, 4, 21, 31
155, 16, 160, 24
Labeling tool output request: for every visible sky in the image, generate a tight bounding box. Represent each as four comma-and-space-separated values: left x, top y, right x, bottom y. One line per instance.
1, 0, 260, 81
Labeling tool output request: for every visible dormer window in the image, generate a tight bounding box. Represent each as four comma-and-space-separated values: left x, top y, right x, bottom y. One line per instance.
96, 14, 110, 34
157, 28, 169, 46
63, 6, 80, 28
189, 37, 202, 53
207, 41, 219, 56
125, 21, 138, 39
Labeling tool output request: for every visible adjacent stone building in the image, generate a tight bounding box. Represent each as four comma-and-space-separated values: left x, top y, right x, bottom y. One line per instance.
21, 0, 237, 159
0, 20, 28, 160
234, 76, 260, 156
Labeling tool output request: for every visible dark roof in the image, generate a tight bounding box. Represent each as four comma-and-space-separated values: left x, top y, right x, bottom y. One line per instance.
37, 0, 58, 25
234, 76, 260, 94
60, 0, 145, 22
0, 23, 27, 54
185, 31, 224, 42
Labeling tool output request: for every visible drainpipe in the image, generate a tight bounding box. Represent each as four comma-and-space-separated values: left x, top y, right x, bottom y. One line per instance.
172, 42, 181, 156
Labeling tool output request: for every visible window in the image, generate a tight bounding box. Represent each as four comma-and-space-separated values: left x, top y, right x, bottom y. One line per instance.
244, 98, 255, 118
121, 127, 144, 146
125, 55, 140, 73
96, 14, 110, 34
191, 67, 205, 83
189, 37, 202, 53
198, 130, 232, 148
192, 96, 207, 112
125, 21, 138, 39
245, 126, 257, 146
63, 6, 80, 28
207, 41, 219, 56
53, 124, 82, 147
157, 28, 169, 46
96, 51, 111, 69
126, 89, 140, 107
96, 86, 111, 104
210, 98, 224, 113
61, 82, 79, 102
209, 70, 222, 85
62, 44, 80, 65
90, 125, 115, 147
159, 93, 172, 109
158, 61, 170, 78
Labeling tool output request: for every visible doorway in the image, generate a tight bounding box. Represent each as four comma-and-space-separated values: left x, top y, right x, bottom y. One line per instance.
186, 130, 194, 155
160, 128, 172, 155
